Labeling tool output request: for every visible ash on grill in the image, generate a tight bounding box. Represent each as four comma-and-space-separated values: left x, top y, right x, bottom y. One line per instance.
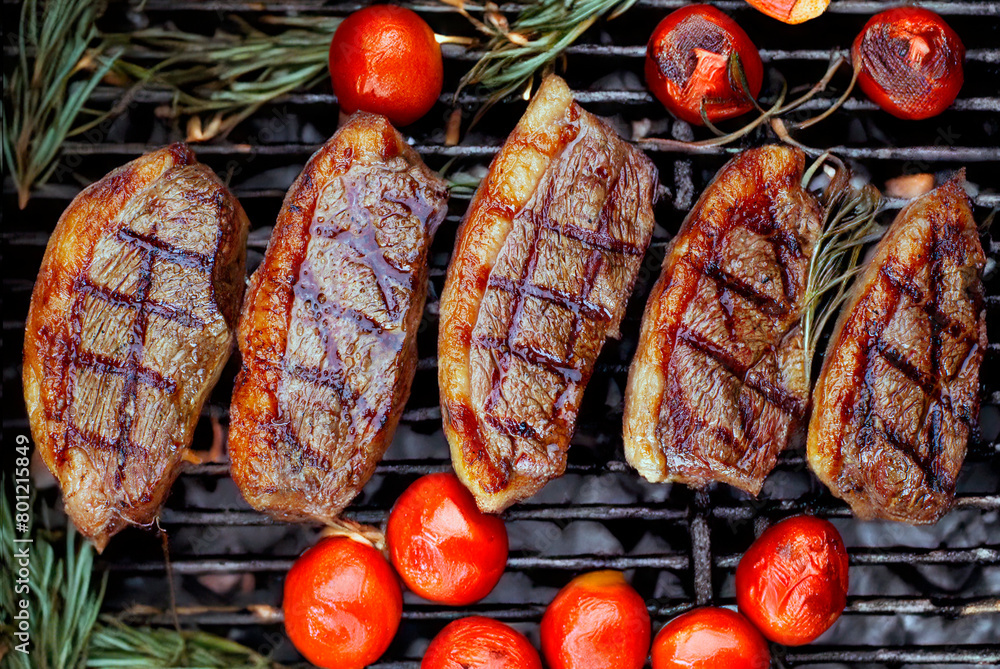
3, 1, 999, 667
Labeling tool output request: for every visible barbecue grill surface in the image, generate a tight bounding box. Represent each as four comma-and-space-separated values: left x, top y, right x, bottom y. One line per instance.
2, 1, 998, 667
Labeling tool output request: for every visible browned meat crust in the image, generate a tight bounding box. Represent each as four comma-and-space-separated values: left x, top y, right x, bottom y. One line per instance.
808, 174, 985, 523
229, 113, 448, 523
23, 144, 250, 551
624, 146, 821, 495
439, 75, 659, 513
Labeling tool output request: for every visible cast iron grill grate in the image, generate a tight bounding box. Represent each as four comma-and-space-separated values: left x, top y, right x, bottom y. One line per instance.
2, 1, 998, 667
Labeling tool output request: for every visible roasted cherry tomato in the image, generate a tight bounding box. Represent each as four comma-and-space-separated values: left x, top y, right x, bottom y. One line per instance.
736, 514, 849, 645
852, 7, 965, 120
645, 5, 763, 126
329, 4, 443, 125
651, 607, 770, 669
744, 0, 830, 26
283, 536, 402, 669
387, 472, 508, 605
421, 616, 544, 669
541, 571, 651, 669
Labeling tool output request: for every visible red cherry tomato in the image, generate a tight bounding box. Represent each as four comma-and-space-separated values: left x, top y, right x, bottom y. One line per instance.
421, 616, 544, 669
329, 5, 443, 125
283, 536, 402, 669
387, 472, 508, 605
645, 5, 763, 125
852, 7, 965, 120
651, 607, 770, 669
736, 515, 849, 645
540, 571, 651, 669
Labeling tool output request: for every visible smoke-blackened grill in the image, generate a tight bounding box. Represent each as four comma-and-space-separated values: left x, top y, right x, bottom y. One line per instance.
2, 0, 998, 666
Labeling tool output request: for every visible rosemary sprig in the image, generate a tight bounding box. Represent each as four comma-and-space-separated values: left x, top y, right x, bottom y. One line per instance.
1, 480, 105, 669
800, 155, 885, 384
108, 15, 340, 142
87, 618, 283, 669
444, 0, 639, 120
0, 478, 287, 668
2, 0, 119, 208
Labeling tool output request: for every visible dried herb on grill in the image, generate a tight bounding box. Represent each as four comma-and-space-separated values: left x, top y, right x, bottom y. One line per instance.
441, 0, 639, 121
108, 15, 340, 142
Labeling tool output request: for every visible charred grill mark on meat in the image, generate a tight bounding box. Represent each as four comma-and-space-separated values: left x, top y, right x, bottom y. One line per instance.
228, 113, 448, 524
23, 144, 250, 551
624, 146, 822, 495
808, 174, 985, 524
439, 75, 659, 513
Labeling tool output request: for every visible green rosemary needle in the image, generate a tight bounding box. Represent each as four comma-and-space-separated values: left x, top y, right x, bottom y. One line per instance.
2, 0, 119, 208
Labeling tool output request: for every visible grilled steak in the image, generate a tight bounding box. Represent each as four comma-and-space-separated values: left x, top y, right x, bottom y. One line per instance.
439, 75, 658, 513
808, 174, 985, 523
229, 113, 448, 523
624, 146, 821, 495
23, 144, 249, 551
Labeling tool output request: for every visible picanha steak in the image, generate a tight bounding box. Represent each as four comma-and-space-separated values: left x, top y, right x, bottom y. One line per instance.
229, 113, 448, 523
624, 145, 821, 495
439, 75, 659, 513
808, 174, 985, 524
23, 144, 249, 551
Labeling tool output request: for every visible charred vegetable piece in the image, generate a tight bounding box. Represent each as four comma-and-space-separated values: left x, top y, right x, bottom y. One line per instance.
624, 145, 822, 495
23, 144, 249, 552
229, 113, 448, 524
852, 7, 965, 120
744, 0, 830, 25
808, 174, 985, 524
645, 4, 763, 126
439, 75, 659, 513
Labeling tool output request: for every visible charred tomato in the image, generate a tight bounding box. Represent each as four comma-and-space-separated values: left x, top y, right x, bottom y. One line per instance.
852, 7, 965, 120
387, 472, 508, 605
736, 514, 850, 645
283, 535, 402, 669
329, 4, 443, 125
540, 570, 651, 669
645, 4, 763, 126
421, 616, 543, 669
651, 607, 770, 669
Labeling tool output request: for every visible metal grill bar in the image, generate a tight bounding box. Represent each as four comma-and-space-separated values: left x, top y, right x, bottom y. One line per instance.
54, 141, 1000, 162
125, 0, 1000, 16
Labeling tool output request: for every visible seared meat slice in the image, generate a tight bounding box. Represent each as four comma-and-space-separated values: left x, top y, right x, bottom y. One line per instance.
808, 174, 985, 524
23, 144, 249, 551
439, 75, 658, 513
229, 113, 448, 523
624, 146, 821, 495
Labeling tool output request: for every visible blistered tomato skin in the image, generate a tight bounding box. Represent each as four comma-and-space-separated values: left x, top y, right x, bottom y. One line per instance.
329, 5, 443, 125
651, 607, 770, 669
387, 472, 509, 605
645, 5, 763, 125
541, 571, 651, 669
736, 514, 850, 645
421, 616, 544, 669
852, 7, 965, 120
283, 536, 402, 669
